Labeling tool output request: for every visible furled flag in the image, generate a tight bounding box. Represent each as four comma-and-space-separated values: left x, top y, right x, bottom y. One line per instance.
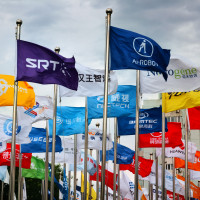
140, 57, 200, 93
21, 127, 62, 153
0, 114, 32, 144
117, 106, 167, 135
110, 26, 170, 80
17, 40, 78, 90
22, 156, 45, 179
0, 143, 32, 169
88, 85, 136, 119
59, 63, 118, 97
100, 142, 135, 164
120, 156, 153, 178
156, 140, 197, 162
49, 138, 81, 164
0, 166, 7, 182
77, 127, 113, 150
18, 96, 53, 124
0, 74, 35, 107
139, 122, 183, 148
90, 165, 118, 190
22, 178, 27, 200
81, 173, 96, 200
62, 167, 68, 200
162, 90, 200, 113
69, 152, 97, 175
49, 106, 91, 136
187, 106, 200, 130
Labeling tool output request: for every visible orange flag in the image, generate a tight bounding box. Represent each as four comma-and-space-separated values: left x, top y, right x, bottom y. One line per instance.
0, 74, 35, 107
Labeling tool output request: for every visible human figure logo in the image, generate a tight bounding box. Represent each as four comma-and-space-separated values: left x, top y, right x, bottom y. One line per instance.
133, 37, 154, 57
0, 79, 8, 96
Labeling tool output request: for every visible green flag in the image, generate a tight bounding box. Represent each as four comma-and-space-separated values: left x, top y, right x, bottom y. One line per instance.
22, 156, 46, 180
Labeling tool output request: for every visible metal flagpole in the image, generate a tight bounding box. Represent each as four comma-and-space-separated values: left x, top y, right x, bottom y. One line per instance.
185, 114, 188, 200
161, 112, 166, 200
134, 70, 140, 200
113, 118, 117, 200
117, 136, 120, 200
149, 153, 153, 200
156, 156, 158, 200
1, 181, 4, 200
74, 134, 77, 200
84, 97, 88, 200
173, 157, 175, 200
50, 47, 60, 200
18, 153, 22, 200
45, 120, 49, 200
96, 149, 99, 200
106, 162, 108, 200
89, 149, 93, 199
9, 19, 22, 200
68, 170, 71, 200
42, 179, 45, 200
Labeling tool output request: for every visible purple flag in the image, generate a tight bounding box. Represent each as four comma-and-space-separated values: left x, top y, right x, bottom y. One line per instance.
17, 40, 78, 90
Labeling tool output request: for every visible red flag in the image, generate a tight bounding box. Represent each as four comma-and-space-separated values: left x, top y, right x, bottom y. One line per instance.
120, 156, 153, 177
139, 122, 183, 148
187, 106, 200, 130
0, 143, 32, 169
90, 165, 118, 190
167, 190, 185, 200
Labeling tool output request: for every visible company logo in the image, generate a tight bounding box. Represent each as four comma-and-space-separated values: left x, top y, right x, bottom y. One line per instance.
3, 119, 21, 136
0, 79, 8, 96
150, 132, 162, 137
56, 116, 63, 125
133, 37, 154, 57
139, 112, 149, 119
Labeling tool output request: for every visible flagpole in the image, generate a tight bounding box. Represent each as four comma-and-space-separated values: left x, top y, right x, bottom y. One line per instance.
134, 70, 140, 200
45, 120, 49, 200
68, 169, 71, 200
96, 149, 99, 200
161, 112, 166, 200
84, 97, 88, 200
117, 136, 120, 200
74, 134, 77, 200
172, 157, 175, 200
50, 47, 60, 200
9, 19, 22, 200
101, 8, 112, 200
42, 179, 45, 200
106, 162, 108, 200
89, 149, 93, 199
185, 114, 188, 200
17, 153, 22, 200
1, 181, 4, 200
156, 156, 158, 200
149, 153, 153, 200
113, 118, 117, 200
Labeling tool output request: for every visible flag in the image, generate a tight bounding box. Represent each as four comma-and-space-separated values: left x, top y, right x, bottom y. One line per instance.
59, 63, 118, 97
90, 165, 118, 190
0, 141, 7, 153
49, 106, 91, 136
187, 106, 200, 130
156, 140, 197, 162
17, 40, 78, 90
190, 170, 200, 180
70, 186, 81, 200
22, 178, 27, 200
140, 57, 200, 93
0, 114, 32, 144
0, 166, 7, 181
88, 85, 136, 119
110, 26, 170, 80
0, 143, 32, 169
117, 106, 167, 135
0, 74, 35, 107
139, 122, 183, 148
77, 127, 113, 150
17, 96, 53, 124
21, 127, 63, 153
49, 138, 81, 164
120, 156, 153, 178
162, 90, 200, 113
69, 152, 97, 175
100, 142, 135, 164
81, 173, 96, 200
166, 190, 185, 200
63, 167, 68, 200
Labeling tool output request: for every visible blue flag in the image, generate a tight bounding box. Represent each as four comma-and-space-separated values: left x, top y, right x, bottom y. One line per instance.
49, 107, 91, 136
88, 85, 136, 119
100, 143, 135, 164
63, 167, 68, 200
110, 26, 170, 80
21, 127, 63, 153
117, 106, 168, 136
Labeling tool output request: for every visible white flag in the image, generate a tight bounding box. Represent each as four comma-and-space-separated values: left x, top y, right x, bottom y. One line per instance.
59, 63, 118, 97
49, 138, 81, 164
156, 140, 197, 162
4, 170, 9, 184
77, 127, 113, 150
190, 170, 200, 180
0, 141, 6, 153
140, 57, 200, 93
0, 114, 31, 144
22, 178, 27, 200
17, 96, 53, 124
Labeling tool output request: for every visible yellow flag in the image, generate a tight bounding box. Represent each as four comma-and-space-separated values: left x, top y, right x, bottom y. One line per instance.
0, 74, 35, 107
81, 173, 96, 199
162, 90, 200, 113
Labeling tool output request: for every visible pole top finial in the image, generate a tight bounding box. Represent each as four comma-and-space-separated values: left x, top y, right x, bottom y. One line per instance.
16, 19, 23, 25
106, 8, 113, 14
96, 122, 100, 128
54, 47, 60, 53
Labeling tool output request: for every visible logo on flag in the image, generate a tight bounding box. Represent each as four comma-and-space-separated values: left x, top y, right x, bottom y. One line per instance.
0, 79, 8, 96
3, 119, 21, 136
133, 37, 154, 57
